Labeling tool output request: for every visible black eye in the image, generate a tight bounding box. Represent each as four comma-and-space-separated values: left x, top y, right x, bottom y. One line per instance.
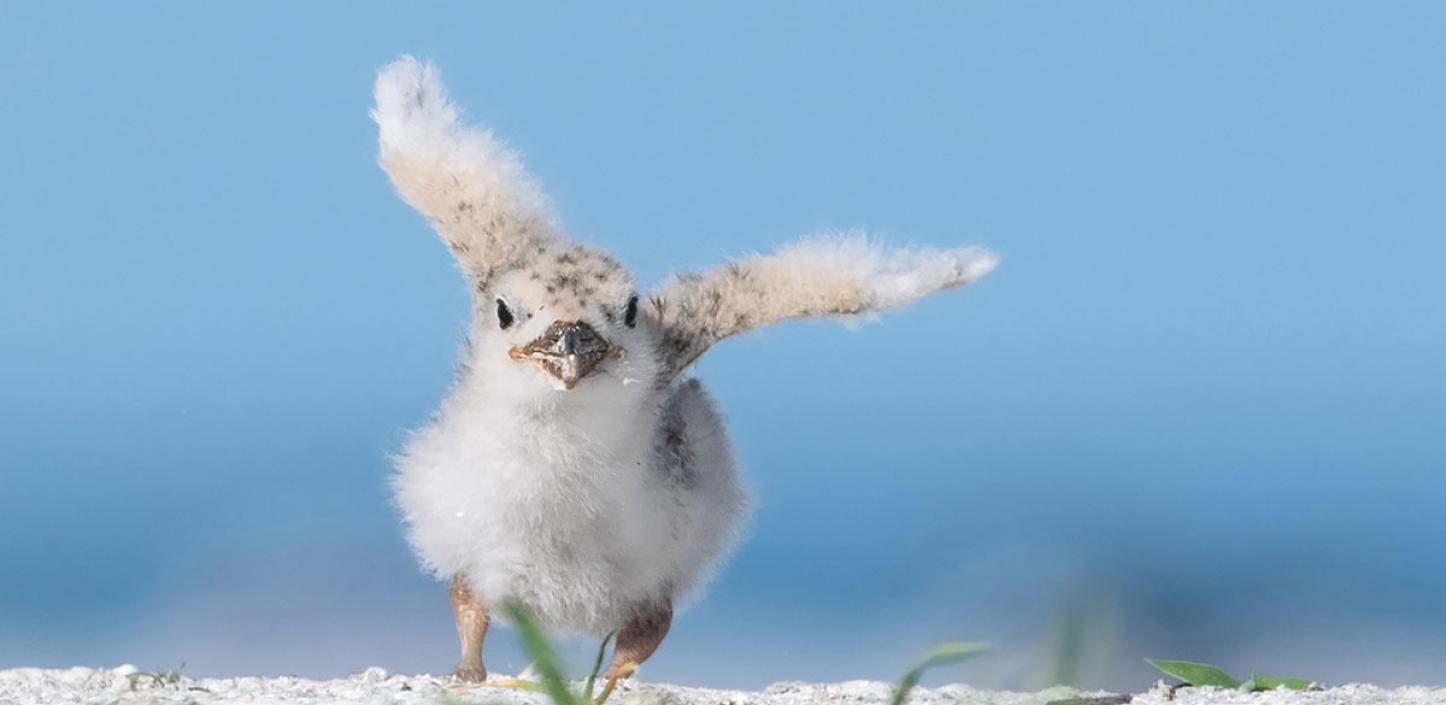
496, 298, 514, 329
624, 295, 639, 328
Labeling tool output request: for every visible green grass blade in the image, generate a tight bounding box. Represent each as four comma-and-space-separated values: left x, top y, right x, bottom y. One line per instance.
504, 680, 551, 694
1144, 659, 1240, 689
583, 630, 618, 703
1249, 675, 1314, 691
888, 642, 990, 705
503, 600, 582, 705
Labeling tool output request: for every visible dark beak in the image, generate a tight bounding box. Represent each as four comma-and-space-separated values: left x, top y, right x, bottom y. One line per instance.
508, 321, 619, 389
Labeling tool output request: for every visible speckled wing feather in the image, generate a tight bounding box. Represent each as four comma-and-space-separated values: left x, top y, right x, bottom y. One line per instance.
648, 235, 998, 379
372, 56, 566, 290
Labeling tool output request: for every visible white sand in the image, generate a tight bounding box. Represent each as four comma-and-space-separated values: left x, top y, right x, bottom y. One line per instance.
1, 667, 1441, 705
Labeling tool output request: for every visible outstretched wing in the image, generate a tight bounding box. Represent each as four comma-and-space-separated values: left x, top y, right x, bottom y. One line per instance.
648, 235, 998, 380
372, 56, 565, 289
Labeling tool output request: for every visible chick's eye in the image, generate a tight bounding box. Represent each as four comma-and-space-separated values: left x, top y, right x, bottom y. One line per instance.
624, 295, 639, 328
496, 298, 514, 330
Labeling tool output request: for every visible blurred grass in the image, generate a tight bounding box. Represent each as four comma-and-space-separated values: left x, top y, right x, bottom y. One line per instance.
888, 642, 989, 705
502, 600, 587, 705
1145, 658, 1317, 692
126, 663, 191, 692
1035, 591, 1118, 690
582, 627, 618, 703
499, 600, 990, 705
477, 594, 1325, 705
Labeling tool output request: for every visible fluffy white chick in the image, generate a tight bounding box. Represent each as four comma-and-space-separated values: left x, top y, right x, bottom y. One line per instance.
373, 56, 998, 685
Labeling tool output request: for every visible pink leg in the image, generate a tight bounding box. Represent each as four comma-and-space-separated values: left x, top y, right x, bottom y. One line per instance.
604, 599, 673, 680
449, 575, 490, 682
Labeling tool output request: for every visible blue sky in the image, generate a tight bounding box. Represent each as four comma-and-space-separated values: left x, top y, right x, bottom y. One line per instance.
2, 1, 1444, 691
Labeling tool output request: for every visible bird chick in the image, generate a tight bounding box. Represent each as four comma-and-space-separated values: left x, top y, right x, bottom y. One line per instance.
373, 56, 998, 685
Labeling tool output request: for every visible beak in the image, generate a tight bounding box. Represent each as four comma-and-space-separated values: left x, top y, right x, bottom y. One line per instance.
508, 321, 620, 390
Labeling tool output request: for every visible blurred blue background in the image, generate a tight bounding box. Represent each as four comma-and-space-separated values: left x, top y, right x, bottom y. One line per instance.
2, 1, 1443, 691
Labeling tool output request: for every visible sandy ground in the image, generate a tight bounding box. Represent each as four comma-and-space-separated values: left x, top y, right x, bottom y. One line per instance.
1, 667, 1442, 705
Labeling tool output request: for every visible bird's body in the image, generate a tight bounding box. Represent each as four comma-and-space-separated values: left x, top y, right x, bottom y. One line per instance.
397, 368, 742, 635
372, 56, 997, 682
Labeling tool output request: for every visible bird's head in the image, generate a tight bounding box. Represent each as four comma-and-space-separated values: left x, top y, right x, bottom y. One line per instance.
477, 245, 656, 396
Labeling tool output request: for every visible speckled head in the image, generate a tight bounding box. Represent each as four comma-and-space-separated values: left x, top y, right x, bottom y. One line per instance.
483, 244, 649, 392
